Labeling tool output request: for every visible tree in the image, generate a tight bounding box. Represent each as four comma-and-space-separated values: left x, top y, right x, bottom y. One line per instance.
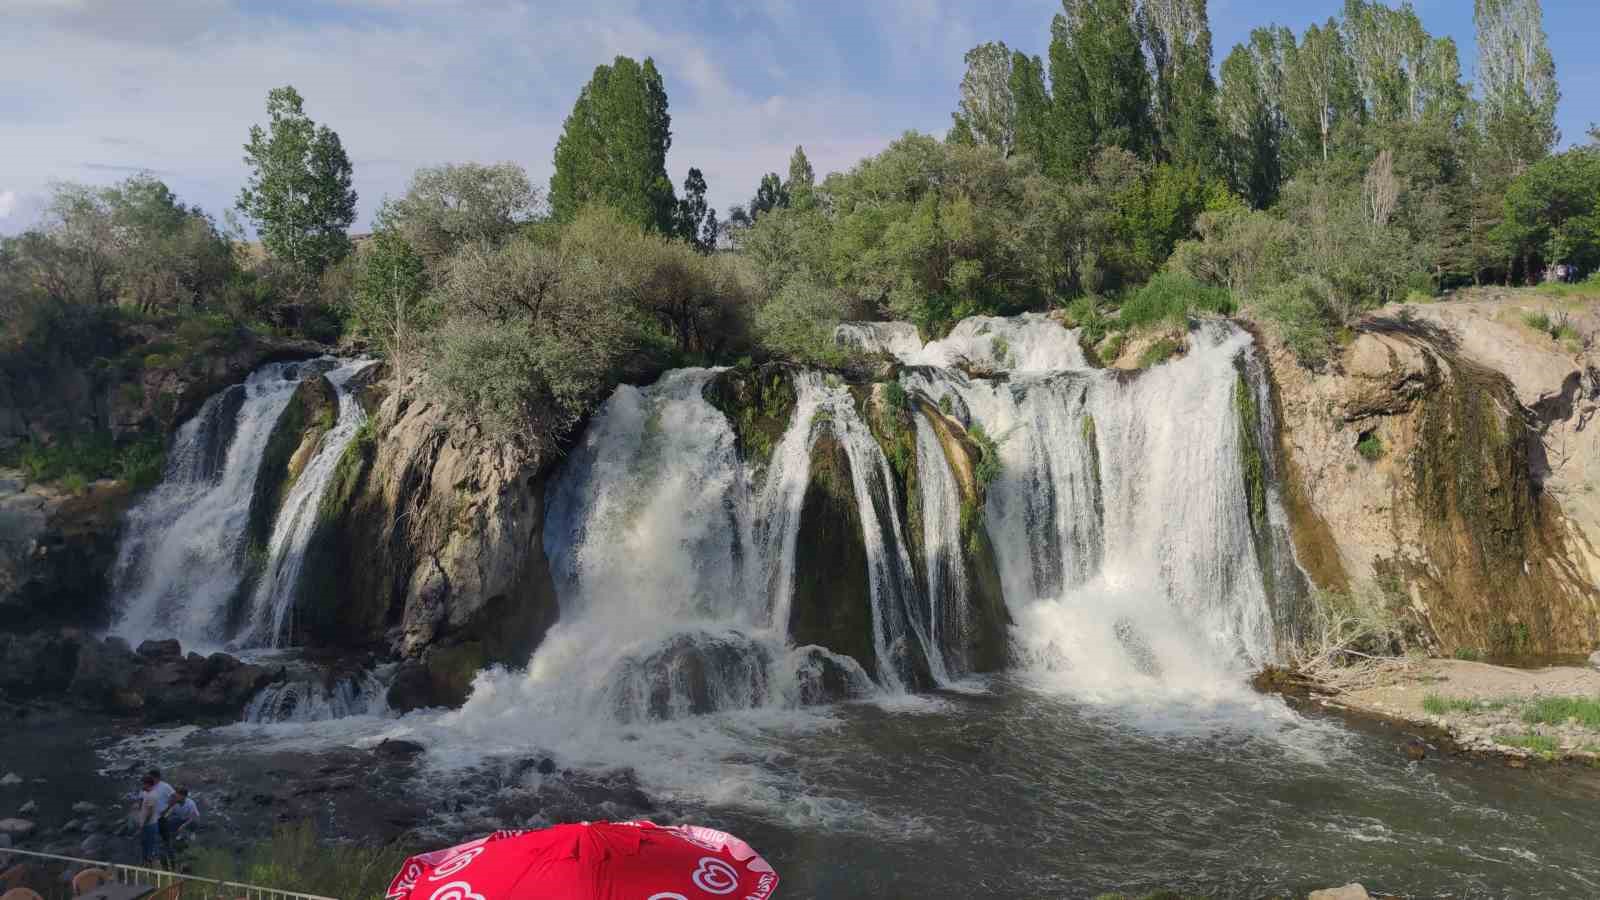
786, 146, 817, 209
1475, 0, 1559, 171
1138, 0, 1220, 171
1009, 52, 1056, 173
950, 42, 1017, 156
1494, 145, 1600, 278
1219, 28, 1292, 207
236, 86, 357, 280
350, 227, 433, 371
1283, 20, 1361, 164
380, 162, 538, 267
549, 56, 678, 233
1048, 0, 1153, 176
675, 167, 717, 253
750, 173, 789, 221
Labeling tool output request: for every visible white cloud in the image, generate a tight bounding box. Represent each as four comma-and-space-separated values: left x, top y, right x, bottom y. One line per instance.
0, 191, 16, 219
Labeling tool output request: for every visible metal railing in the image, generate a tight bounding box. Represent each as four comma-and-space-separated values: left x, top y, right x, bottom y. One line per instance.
0, 847, 339, 900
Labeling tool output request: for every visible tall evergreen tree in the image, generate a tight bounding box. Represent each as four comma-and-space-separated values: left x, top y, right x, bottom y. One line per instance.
786, 146, 817, 209
1219, 28, 1292, 207
1009, 51, 1056, 173
950, 42, 1017, 156
550, 56, 678, 233
236, 86, 357, 278
750, 173, 789, 221
1048, 0, 1153, 176
1138, 0, 1220, 171
675, 167, 717, 253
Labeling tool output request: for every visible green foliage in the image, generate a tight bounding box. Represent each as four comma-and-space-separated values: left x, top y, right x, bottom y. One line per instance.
1356, 431, 1384, 461
1422, 693, 1502, 715
349, 226, 434, 370
968, 422, 1002, 488
1453, 646, 1484, 661
3, 433, 165, 490
190, 822, 412, 900
379, 162, 538, 266
550, 56, 677, 233
885, 380, 909, 412
1495, 145, 1600, 276
1136, 336, 1181, 368
1254, 276, 1340, 367
938, 394, 954, 415
1048, 0, 1154, 175
1119, 271, 1236, 331
754, 278, 850, 367
1497, 733, 1559, 756
237, 86, 357, 279
1522, 696, 1600, 728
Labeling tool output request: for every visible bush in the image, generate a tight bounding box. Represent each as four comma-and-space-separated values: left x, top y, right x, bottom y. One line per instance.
967, 422, 1002, 487
1118, 272, 1235, 332
754, 278, 851, 367
1254, 277, 1339, 367
190, 822, 413, 900
1356, 432, 1384, 461
1137, 337, 1181, 368
2, 433, 164, 489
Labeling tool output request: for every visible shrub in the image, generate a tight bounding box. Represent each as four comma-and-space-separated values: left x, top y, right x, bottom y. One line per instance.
190, 822, 413, 900
1254, 277, 1339, 367
1119, 272, 1236, 332
754, 278, 851, 367
1453, 646, 1483, 661
1522, 696, 1600, 728
885, 380, 909, 411
1522, 311, 1553, 333
968, 422, 1002, 487
1356, 432, 1384, 461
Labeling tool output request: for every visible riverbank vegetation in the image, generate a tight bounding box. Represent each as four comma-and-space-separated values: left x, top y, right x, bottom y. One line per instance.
190, 822, 412, 900
3, 0, 1590, 457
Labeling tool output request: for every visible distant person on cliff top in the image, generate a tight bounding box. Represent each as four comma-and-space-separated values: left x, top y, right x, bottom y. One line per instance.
159, 786, 200, 869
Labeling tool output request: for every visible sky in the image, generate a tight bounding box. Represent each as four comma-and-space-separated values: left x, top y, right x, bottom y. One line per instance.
2, 0, 1598, 236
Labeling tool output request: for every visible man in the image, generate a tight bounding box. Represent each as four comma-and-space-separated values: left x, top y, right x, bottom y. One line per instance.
158, 787, 200, 869
134, 774, 161, 865
146, 769, 176, 811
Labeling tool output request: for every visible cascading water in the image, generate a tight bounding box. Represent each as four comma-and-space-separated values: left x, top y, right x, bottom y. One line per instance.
246, 359, 378, 647
913, 414, 970, 677
111, 357, 372, 652
242, 668, 391, 724
111, 361, 326, 648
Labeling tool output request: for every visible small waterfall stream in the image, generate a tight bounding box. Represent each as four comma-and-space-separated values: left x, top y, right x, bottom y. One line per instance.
247, 359, 378, 647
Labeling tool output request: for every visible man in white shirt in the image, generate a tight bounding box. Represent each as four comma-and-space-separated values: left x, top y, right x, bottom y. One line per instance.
135, 774, 160, 864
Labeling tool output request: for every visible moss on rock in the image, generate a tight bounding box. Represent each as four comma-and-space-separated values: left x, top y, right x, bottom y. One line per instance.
703, 364, 797, 469
789, 431, 877, 678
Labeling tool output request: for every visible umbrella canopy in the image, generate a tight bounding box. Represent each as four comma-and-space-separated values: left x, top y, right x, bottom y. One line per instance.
386, 820, 779, 900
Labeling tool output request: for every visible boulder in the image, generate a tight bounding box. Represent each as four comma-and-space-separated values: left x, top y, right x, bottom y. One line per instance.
0, 819, 34, 839
792, 646, 874, 706
135, 639, 181, 660
16, 801, 33, 815
374, 739, 426, 761
69, 637, 139, 707
59, 819, 80, 834
0, 774, 19, 786
1308, 885, 1371, 900
0, 471, 133, 631
1589, 650, 1600, 670
70, 802, 96, 814
0, 631, 79, 696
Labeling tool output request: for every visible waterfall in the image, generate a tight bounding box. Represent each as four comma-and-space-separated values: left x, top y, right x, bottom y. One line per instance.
246, 359, 378, 647
111, 361, 323, 648
111, 357, 371, 652
242, 667, 391, 724
913, 413, 970, 677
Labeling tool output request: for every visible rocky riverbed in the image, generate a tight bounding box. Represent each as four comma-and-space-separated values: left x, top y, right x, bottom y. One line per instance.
1328, 657, 1600, 763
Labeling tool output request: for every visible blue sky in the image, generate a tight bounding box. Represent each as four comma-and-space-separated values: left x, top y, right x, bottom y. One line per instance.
2, 0, 1597, 234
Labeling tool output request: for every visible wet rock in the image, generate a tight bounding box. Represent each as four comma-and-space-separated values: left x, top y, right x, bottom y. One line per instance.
59, 819, 80, 834
0, 773, 19, 786
136, 639, 182, 660
79, 833, 105, 857
375, 739, 426, 760
1404, 739, 1427, 761
793, 646, 874, 706
70, 801, 97, 814
0, 474, 133, 631
1308, 884, 1371, 900
537, 757, 557, 776
16, 800, 34, 815
609, 631, 772, 721
0, 818, 35, 838
0, 631, 80, 696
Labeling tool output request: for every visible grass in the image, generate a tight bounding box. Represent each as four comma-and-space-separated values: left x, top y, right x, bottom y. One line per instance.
1137, 336, 1181, 368
2, 432, 166, 491
1355, 431, 1384, 462
1521, 696, 1600, 728
1497, 733, 1559, 755
968, 422, 1002, 488
1522, 308, 1585, 345
1453, 646, 1483, 661
1118, 272, 1236, 332
1535, 276, 1600, 300
1423, 693, 1488, 715
190, 822, 414, 900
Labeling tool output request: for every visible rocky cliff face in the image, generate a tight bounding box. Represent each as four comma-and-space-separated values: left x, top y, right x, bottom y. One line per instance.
0, 472, 131, 631
298, 375, 560, 711
1268, 295, 1600, 656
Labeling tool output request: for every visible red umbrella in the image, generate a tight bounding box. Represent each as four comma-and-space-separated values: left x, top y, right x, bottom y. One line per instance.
385, 820, 780, 900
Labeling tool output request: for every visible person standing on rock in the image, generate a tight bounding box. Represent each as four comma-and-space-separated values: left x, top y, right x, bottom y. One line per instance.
158, 787, 199, 869
135, 774, 161, 865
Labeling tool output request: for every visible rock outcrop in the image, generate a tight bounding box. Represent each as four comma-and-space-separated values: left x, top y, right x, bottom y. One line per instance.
789, 430, 881, 680
0, 472, 132, 631
293, 376, 560, 711
1268, 297, 1600, 656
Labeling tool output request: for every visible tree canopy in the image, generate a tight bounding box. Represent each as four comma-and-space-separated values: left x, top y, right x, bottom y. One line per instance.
236, 86, 357, 279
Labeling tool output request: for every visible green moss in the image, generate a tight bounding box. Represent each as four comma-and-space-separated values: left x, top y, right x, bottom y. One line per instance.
968, 422, 1001, 488
704, 367, 797, 469
1137, 336, 1181, 368
1235, 376, 1267, 537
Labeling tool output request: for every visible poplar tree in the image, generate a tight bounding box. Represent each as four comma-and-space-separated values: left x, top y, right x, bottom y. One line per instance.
1218, 27, 1293, 206
1138, 0, 1220, 171
949, 42, 1017, 156
786, 146, 817, 209
236, 86, 357, 279
1474, 0, 1559, 170
1283, 20, 1361, 165
1009, 52, 1056, 173
1048, 0, 1153, 176
550, 56, 678, 233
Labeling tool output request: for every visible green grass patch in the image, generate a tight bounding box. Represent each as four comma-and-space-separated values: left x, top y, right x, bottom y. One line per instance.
190, 822, 413, 900
1534, 277, 1600, 300
1119, 272, 1236, 332
1356, 431, 1384, 462
1521, 695, 1600, 728
1421, 693, 1507, 715
1453, 646, 1483, 661
1497, 733, 1559, 755
1137, 337, 1181, 368
1, 432, 166, 490
968, 422, 1002, 488
1522, 310, 1553, 332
